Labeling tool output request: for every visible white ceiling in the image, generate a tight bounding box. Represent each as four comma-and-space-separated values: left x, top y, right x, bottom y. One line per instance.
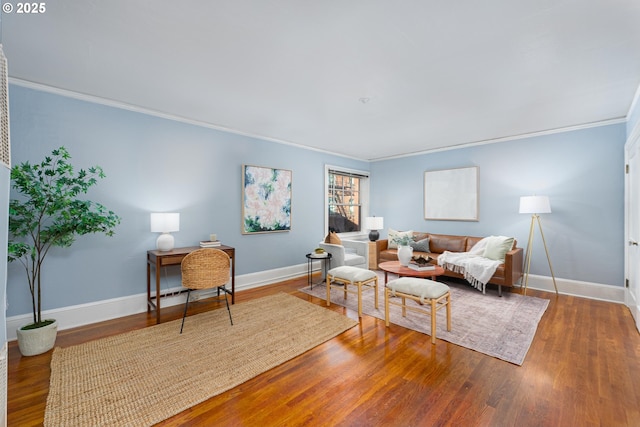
2, 1, 640, 161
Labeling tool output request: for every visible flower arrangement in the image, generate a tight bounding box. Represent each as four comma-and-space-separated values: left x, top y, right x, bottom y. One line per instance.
392, 235, 414, 246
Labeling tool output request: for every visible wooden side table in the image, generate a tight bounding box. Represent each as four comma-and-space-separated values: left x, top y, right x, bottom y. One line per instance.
368, 241, 378, 269
146, 245, 235, 324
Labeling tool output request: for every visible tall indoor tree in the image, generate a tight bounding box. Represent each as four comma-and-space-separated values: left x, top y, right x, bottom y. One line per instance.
7, 146, 120, 354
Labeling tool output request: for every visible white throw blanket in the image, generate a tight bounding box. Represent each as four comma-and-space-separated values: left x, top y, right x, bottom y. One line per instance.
437, 237, 502, 293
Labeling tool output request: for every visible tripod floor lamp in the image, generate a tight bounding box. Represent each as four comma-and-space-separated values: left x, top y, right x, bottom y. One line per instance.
519, 195, 558, 295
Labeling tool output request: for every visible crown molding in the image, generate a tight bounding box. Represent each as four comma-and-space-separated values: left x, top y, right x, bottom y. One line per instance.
9, 77, 628, 164
370, 117, 627, 162
7, 78, 368, 162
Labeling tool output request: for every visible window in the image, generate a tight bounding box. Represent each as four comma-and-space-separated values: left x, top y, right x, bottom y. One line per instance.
325, 166, 369, 235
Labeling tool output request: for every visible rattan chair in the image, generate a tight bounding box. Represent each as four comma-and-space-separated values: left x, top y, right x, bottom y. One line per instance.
180, 248, 233, 333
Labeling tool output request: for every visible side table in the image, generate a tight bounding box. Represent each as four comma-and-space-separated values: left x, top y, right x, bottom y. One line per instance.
306, 253, 332, 289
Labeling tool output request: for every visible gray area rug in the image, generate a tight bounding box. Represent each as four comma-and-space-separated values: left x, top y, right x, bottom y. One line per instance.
301, 273, 549, 365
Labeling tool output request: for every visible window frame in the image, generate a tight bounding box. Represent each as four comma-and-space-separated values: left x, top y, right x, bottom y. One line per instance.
324, 164, 370, 238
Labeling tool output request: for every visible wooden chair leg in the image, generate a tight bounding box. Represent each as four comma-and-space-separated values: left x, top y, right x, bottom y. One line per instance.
180, 289, 191, 334
430, 298, 437, 344
384, 288, 390, 327
357, 283, 363, 317
446, 293, 452, 332
373, 278, 379, 309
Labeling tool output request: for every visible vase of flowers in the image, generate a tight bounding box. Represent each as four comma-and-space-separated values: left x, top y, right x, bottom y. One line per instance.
392, 235, 414, 266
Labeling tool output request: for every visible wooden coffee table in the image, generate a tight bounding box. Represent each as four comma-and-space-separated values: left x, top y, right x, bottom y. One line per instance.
378, 260, 445, 284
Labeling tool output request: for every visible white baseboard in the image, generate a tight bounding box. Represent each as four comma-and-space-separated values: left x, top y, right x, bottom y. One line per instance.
6, 262, 310, 341
521, 274, 625, 303
625, 288, 640, 334
6, 267, 626, 341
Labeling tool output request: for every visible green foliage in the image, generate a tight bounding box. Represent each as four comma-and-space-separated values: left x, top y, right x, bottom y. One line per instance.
392, 235, 414, 246
7, 147, 121, 326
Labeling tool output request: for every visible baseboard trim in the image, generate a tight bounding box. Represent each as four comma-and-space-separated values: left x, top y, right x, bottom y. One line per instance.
6, 268, 625, 341
521, 274, 625, 303
6, 263, 310, 341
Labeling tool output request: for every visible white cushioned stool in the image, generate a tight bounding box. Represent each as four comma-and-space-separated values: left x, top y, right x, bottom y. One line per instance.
385, 277, 451, 344
326, 266, 378, 318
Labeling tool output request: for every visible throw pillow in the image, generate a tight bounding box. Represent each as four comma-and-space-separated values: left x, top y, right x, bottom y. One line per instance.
324, 231, 342, 245
410, 237, 430, 253
483, 236, 515, 261
388, 228, 413, 249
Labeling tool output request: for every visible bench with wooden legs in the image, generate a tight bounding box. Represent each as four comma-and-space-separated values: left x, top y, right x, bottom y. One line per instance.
326, 266, 378, 318
384, 277, 451, 344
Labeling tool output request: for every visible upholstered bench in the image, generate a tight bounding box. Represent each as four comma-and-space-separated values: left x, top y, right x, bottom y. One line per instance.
326, 266, 378, 318
384, 277, 451, 344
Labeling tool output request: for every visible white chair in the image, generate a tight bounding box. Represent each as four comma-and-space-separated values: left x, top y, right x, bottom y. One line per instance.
318, 239, 369, 270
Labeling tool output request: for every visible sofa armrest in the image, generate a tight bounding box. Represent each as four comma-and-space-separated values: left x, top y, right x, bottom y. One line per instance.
503, 247, 524, 286
319, 242, 345, 266
341, 239, 369, 268
374, 240, 389, 266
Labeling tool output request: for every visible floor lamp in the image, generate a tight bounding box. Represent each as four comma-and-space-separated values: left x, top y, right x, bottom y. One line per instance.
519, 196, 558, 295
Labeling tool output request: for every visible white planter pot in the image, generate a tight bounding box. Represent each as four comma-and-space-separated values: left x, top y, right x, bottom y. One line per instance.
397, 245, 413, 266
16, 320, 58, 356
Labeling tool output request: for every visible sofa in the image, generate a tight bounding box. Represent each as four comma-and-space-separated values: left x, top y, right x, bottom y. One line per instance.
374, 232, 523, 295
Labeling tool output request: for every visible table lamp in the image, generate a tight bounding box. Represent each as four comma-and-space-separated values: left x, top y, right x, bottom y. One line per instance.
519, 196, 557, 295
365, 216, 384, 241
150, 212, 180, 251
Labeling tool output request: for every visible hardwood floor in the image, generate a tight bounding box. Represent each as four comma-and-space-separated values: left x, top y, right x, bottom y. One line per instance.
8, 275, 640, 426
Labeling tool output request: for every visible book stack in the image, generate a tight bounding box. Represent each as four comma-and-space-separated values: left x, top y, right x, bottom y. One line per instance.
200, 240, 221, 248
407, 263, 436, 271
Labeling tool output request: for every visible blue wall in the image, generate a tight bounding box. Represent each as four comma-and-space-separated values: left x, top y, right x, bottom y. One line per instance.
6, 84, 367, 316
4, 82, 632, 320
370, 124, 626, 287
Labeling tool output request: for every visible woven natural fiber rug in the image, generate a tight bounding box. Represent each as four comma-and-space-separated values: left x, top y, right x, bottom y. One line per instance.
44, 293, 357, 427
301, 274, 549, 365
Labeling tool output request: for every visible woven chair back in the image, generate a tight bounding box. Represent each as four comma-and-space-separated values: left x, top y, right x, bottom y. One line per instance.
181, 248, 231, 290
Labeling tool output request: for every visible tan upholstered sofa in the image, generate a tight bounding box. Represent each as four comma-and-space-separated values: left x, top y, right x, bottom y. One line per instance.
375, 232, 523, 295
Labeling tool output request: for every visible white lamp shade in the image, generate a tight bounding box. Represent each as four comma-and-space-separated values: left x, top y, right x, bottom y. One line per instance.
150, 213, 180, 233
519, 196, 551, 214
365, 216, 384, 230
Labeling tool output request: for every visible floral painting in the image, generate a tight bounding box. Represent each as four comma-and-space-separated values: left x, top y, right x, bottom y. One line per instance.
242, 165, 292, 234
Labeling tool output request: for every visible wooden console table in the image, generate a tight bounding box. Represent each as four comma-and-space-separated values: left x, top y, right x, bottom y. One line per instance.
146, 245, 235, 324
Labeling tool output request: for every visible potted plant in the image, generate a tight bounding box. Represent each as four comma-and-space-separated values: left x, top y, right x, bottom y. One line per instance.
392, 234, 414, 266
8, 147, 121, 356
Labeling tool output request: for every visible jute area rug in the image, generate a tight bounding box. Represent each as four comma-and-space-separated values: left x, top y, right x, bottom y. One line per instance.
44, 293, 357, 427
301, 273, 549, 365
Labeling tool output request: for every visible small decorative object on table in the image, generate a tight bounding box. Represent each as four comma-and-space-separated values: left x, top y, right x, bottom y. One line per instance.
412, 255, 433, 265
310, 247, 328, 257
408, 257, 436, 271
200, 240, 221, 247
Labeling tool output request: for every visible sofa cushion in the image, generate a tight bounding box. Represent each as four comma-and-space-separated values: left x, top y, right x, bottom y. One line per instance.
410, 237, 430, 252
483, 236, 515, 261
428, 233, 467, 253
344, 253, 366, 266
388, 228, 413, 249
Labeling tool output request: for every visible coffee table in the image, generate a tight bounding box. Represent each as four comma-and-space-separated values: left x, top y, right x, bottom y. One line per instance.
378, 260, 445, 284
